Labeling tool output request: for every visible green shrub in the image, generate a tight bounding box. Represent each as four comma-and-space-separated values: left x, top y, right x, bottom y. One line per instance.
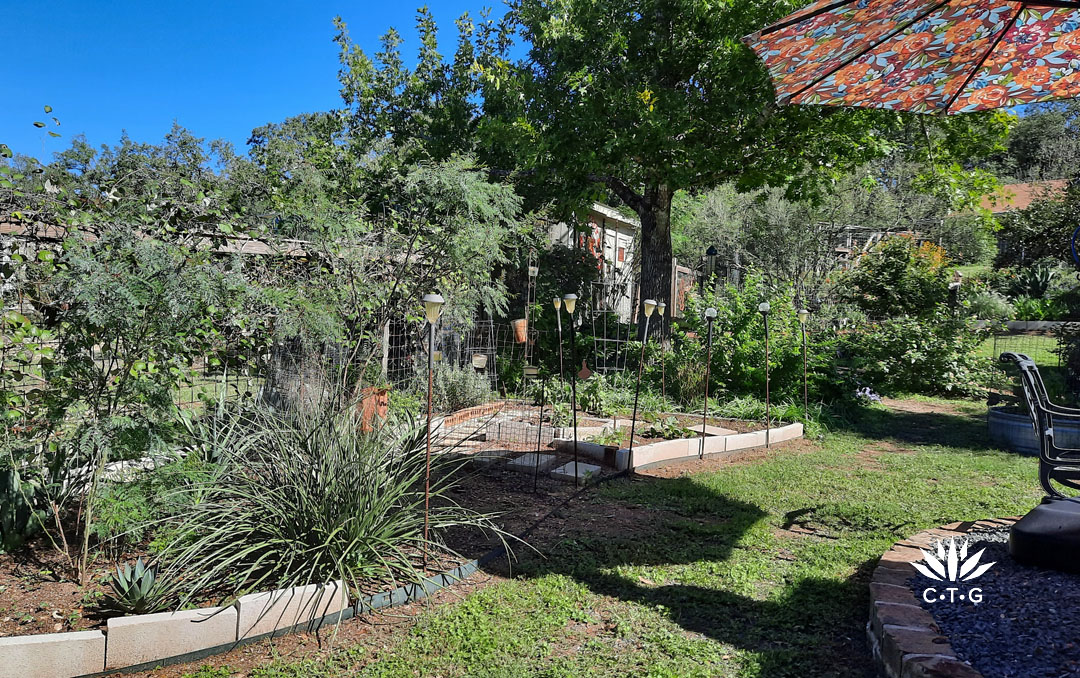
549, 402, 571, 427
587, 429, 621, 447
663, 336, 708, 406
1056, 324, 1080, 399
576, 375, 607, 415
431, 363, 492, 412
388, 388, 424, 419
843, 313, 992, 397
0, 468, 48, 553
1013, 296, 1069, 321
965, 290, 1014, 320
679, 276, 842, 405
156, 401, 503, 604
1007, 263, 1059, 299
91, 456, 214, 557
92, 482, 155, 553
836, 237, 951, 318
642, 416, 693, 440
496, 356, 526, 396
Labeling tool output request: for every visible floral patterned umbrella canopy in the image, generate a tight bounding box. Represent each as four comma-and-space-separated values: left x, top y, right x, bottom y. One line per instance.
743, 0, 1080, 113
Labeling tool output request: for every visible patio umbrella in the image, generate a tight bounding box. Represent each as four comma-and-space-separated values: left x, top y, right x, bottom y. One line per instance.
743, 0, 1080, 114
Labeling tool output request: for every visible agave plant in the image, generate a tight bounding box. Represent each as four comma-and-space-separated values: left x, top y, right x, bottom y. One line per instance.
1009, 264, 1058, 300
102, 558, 170, 615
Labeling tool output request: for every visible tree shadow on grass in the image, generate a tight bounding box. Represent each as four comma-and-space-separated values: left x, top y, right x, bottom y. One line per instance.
827, 400, 998, 454
495, 475, 878, 678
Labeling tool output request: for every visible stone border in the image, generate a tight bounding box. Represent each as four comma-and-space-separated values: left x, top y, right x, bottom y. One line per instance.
551, 422, 804, 471
868, 517, 1019, 678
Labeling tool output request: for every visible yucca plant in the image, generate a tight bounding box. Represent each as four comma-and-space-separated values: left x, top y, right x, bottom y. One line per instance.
156, 399, 507, 607
102, 558, 171, 615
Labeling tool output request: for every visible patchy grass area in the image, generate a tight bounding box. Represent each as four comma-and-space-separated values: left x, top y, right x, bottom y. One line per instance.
173, 400, 1041, 678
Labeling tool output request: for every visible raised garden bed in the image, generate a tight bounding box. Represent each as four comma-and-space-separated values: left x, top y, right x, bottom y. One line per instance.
0, 459, 590, 676
438, 402, 804, 474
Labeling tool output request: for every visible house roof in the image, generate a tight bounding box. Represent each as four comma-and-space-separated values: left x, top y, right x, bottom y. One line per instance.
589, 203, 640, 230
979, 180, 1068, 213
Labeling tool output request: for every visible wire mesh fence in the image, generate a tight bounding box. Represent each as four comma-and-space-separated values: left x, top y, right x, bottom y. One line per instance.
988, 330, 1070, 405
991, 332, 1061, 368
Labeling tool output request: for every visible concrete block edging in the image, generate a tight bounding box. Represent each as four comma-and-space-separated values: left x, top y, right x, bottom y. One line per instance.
11, 464, 628, 678
626, 422, 803, 471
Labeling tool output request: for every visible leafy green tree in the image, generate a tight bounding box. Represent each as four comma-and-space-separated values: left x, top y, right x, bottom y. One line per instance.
994, 184, 1080, 268
490, 0, 1005, 335
985, 102, 1080, 181
333, 8, 509, 163
2, 226, 248, 581
673, 152, 997, 306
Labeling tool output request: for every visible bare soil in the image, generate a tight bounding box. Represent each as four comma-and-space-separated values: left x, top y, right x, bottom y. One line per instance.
0, 456, 585, 640
117, 433, 815, 678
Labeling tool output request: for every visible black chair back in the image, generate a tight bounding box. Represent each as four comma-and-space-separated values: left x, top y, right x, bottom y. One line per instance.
1000, 352, 1080, 498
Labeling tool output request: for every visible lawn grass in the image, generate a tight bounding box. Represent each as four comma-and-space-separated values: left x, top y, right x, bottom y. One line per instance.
180, 399, 1042, 678
976, 332, 1072, 401
976, 332, 1059, 365
955, 263, 992, 278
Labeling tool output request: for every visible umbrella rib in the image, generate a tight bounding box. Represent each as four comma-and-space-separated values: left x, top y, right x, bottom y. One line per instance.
942, 2, 1025, 114
754, 0, 859, 37
782, 0, 954, 105
1025, 0, 1080, 7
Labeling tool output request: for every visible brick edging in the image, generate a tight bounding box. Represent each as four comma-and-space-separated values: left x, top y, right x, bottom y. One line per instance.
868, 517, 1019, 678
442, 402, 509, 428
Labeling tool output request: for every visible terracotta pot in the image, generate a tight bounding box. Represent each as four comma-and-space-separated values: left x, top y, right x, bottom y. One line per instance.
358, 386, 390, 432
512, 318, 528, 343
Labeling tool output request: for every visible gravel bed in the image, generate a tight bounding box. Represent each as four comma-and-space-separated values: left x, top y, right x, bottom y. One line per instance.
908, 529, 1080, 678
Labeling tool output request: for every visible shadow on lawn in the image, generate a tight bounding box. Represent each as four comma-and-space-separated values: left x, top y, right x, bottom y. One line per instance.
828, 400, 996, 453
504, 475, 877, 678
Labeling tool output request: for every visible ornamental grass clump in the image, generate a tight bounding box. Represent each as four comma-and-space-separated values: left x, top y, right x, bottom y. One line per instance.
157, 401, 504, 606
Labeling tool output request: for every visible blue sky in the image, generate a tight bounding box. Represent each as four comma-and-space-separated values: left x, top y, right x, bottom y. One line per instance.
1, 1, 507, 162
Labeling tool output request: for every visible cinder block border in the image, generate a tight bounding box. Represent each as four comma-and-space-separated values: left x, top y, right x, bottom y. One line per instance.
1, 465, 626, 678
550, 423, 804, 472
0, 629, 105, 678
867, 518, 1019, 678
628, 422, 803, 471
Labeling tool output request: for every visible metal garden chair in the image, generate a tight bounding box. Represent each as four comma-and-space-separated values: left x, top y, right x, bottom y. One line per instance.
1000, 352, 1080, 498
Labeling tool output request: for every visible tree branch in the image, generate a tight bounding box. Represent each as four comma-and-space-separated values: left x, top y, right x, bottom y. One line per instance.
592, 174, 645, 211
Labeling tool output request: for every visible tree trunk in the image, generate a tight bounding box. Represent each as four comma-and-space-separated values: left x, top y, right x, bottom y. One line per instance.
636, 183, 673, 340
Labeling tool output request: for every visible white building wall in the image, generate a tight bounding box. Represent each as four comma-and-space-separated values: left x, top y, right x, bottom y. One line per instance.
548, 204, 639, 322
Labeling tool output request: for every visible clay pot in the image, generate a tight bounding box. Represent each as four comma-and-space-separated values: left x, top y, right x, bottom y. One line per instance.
358, 386, 390, 432
512, 318, 528, 343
